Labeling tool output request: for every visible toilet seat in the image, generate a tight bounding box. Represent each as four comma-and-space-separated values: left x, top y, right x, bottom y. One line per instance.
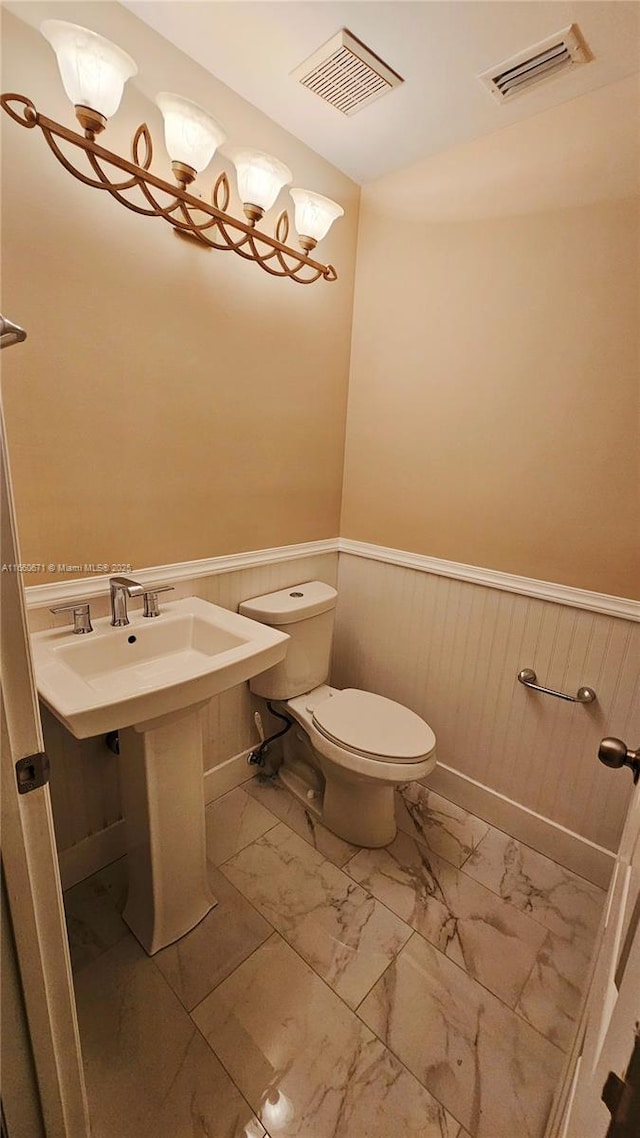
284, 684, 438, 799
312, 688, 435, 764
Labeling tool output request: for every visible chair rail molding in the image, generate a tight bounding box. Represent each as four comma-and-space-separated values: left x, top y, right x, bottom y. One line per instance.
338, 540, 640, 622
23, 537, 639, 621
24, 540, 341, 607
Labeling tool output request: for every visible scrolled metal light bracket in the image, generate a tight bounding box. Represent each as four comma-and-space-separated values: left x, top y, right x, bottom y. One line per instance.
1, 93, 338, 285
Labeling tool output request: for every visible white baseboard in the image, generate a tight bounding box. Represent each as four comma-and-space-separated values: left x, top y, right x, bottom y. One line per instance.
58, 751, 257, 888
58, 754, 613, 890
203, 749, 256, 804
427, 763, 615, 890
58, 819, 127, 891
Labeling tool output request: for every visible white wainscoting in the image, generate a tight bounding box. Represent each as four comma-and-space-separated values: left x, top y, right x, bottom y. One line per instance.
332, 552, 639, 885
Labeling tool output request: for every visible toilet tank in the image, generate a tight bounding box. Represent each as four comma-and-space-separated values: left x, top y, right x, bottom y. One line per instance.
239, 581, 337, 699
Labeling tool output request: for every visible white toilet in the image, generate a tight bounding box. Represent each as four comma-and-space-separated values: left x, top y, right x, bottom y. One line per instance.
239, 581, 436, 847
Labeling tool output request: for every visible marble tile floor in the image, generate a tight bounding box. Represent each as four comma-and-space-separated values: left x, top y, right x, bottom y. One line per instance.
64, 777, 605, 1138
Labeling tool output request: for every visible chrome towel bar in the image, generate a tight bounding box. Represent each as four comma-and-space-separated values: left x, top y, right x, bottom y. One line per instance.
517, 668, 596, 704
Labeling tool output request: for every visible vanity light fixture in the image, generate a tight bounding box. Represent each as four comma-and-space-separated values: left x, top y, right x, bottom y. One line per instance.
2, 20, 343, 284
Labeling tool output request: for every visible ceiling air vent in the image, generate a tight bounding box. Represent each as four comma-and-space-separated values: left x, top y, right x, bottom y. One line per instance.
478, 24, 592, 103
291, 29, 403, 116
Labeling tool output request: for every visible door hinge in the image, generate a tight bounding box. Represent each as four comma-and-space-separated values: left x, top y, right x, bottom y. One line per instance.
15, 751, 50, 794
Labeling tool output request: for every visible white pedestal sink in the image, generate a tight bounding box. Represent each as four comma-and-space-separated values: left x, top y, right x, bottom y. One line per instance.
31, 597, 289, 953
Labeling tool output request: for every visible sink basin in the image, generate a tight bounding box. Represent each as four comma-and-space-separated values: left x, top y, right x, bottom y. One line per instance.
31, 596, 289, 738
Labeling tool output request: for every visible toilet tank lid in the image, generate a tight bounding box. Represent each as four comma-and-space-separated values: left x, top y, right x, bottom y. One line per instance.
239, 581, 337, 625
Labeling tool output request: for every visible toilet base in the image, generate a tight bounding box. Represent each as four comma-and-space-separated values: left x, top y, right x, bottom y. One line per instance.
280, 728, 398, 847
278, 764, 323, 820
323, 778, 397, 847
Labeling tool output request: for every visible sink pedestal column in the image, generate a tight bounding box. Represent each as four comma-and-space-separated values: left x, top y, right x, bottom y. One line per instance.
118, 704, 216, 955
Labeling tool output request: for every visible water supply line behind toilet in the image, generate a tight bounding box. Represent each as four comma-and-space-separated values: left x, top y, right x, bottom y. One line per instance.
248, 703, 293, 768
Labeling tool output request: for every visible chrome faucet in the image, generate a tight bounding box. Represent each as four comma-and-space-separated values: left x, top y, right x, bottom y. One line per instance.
109, 576, 144, 627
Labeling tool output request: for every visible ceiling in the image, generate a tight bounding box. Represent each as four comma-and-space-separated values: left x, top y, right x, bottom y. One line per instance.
121, 1, 640, 184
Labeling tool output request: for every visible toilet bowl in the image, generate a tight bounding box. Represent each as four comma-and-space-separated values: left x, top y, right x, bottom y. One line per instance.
281, 684, 436, 846
239, 582, 437, 847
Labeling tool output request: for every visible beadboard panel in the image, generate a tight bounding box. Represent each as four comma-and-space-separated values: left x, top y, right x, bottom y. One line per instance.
332, 555, 639, 853
36, 552, 337, 856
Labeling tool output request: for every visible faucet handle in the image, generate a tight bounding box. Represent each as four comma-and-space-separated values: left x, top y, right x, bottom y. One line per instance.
142, 585, 174, 618
50, 601, 93, 634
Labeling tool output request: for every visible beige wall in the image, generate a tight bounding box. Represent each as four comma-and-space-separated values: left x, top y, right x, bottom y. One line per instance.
341, 78, 640, 599
1, 4, 359, 584
2, 8, 637, 599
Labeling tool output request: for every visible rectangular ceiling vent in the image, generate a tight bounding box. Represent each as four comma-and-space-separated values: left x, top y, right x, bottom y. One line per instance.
291, 29, 403, 117
478, 24, 592, 104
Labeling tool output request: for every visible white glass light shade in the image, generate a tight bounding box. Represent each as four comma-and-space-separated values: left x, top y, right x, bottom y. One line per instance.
40, 21, 137, 119
229, 149, 292, 212
290, 189, 344, 244
155, 93, 226, 174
